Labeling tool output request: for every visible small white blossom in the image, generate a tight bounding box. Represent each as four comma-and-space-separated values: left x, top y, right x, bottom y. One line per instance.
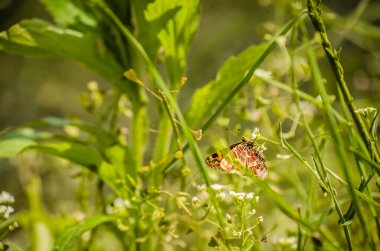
216, 192, 226, 200
211, 184, 225, 191
255, 196, 260, 203
232, 230, 242, 238
278, 236, 297, 248
249, 209, 257, 216
0, 205, 14, 219
251, 127, 260, 140
246, 193, 254, 200
229, 191, 256, 204
0, 191, 15, 204
229, 191, 237, 197
257, 216, 264, 223
191, 197, 200, 207
196, 184, 207, 192
107, 198, 131, 215
113, 198, 125, 208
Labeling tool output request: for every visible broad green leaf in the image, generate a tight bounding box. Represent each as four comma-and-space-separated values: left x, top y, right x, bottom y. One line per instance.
0, 128, 49, 157
0, 19, 140, 104
145, 0, 201, 85
53, 215, 117, 251
27, 142, 103, 168
0, 138, 36, 157
186, 43, 269, 128
40, 0, 96, 27
133, 0, 180, 60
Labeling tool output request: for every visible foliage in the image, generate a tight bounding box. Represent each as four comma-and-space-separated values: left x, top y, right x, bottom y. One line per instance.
0, 0, 380, 250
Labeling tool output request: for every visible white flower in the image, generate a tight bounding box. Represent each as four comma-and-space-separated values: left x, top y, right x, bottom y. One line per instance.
232, 230, 242, 238
228, 191, 238, 197
0, 191, 15, 204
216, 192, 226, 200
107, 198, 131, 215
251, 127, 260, 140
113, 198, 125, 208
246, 193, 254, 200
257, 216, 264, 223
229, 191, 256, 204
191, 197, 200, 207
255, 196, 260, 203
211, 184, 225, 191
0, 205, 14, 219
196, 184, 207, 192
278, 236, 297, 247
249, 209, 256, 216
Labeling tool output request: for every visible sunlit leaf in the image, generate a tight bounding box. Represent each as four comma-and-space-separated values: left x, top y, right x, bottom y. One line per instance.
27, 142, 103, 167
0, 138, 36, 158
186, 43, 269, 128
40, 0, 96, 27
0, 128, 48, 157
145, 0, 201, 84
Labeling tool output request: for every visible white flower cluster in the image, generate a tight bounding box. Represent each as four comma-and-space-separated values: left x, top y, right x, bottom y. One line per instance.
0, 205, 14, 220
277, 236, 297, 249
0, 191, 15, 220
229, 191, 259, 205
106, 198, 131, 215
0, 191, 15, 204
196, 183, 227, 192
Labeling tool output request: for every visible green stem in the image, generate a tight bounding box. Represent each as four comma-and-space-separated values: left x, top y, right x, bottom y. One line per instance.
307, 0, 380, 169
306, 3, 357, 249
131, 103, 148, 171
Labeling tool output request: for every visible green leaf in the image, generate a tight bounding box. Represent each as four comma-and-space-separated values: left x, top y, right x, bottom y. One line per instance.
133, 0, 174, 60
99, 144, 136, 194
0, 128, 48, 157
53, 215, 117, 251
0, 138, 36, 158
145, 0, 201, 84
0, 19, 139, 103
40, 0, 96, 27
0, 19, 120, 79
185, 43, 269, 128
27, 142, 103, 168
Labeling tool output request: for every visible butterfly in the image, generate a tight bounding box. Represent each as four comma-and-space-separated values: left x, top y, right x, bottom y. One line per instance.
205, 136, 268, 179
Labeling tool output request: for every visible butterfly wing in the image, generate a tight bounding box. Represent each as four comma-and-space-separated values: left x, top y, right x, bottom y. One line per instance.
239, 142, 268, 179
205, 142, 240, 173
205, 140, 268, 179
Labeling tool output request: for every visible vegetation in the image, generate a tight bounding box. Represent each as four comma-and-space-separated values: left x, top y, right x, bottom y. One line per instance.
0, 0, 379, 250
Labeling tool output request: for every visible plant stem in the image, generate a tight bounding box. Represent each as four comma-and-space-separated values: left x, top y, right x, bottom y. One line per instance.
307, 0, 380, 169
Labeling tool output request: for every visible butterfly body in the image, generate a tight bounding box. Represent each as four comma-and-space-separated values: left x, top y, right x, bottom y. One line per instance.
205, 137, 267, 179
